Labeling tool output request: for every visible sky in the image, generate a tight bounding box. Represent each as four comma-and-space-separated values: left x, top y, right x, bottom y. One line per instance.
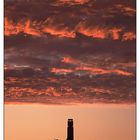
4, 0, 136, 105
4, 0, 136, 140
5, 104, 136, 140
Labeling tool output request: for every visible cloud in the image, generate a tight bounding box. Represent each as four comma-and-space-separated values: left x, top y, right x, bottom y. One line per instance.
4, 57, 135, 104
5, 17, 136, 41
4, 68, 135, 104
109, 28, 122, 40
75, 66, 133, 76
61, 56, 80, 64
4, 17, 76, 38
42, 18, 76, 38
56, 0, 89, 5
51, 68, 73, 74
76, 23, 106, 39
4, 18, 42, 37
115, 4, 136, 16
75, 22, 125, 40
23, 20, 42, 37
122, 32, 136, 41
4, 17, 20, 36
4, 0, 136, 105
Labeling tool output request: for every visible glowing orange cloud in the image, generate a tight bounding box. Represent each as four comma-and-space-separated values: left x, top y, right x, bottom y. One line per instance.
24, 20, 41, 37
61, 56, 80, 64
51, 66, 133, 76
75, 66, 133, 76
122, 32, 136, 41
109, 28, 122, 40
74, 0, 89, 4
58, 0, 89, 5
45, 87, 61, 97
91, 88, 112, 95
5, 18, 135, 41
76, 22, 123, 40
5, 17, 75, 38
4, 18, 21, 36
42, 26, 76, 38
4, 18, 41, 37
5, 86, 62, 97
76, 23, 106, 39
112, 69, 133, 76
76, 67, 107, 74
51, 68, 73, 73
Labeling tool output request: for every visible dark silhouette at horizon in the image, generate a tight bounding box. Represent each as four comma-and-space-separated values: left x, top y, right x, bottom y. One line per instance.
67, 119, 74, 140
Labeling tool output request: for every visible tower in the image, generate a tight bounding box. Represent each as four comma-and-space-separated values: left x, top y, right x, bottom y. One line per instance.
67, 119, 74, 140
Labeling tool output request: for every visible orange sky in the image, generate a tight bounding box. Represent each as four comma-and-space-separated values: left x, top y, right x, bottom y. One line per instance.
5, 104, 136, 140
4, 0, 136, 140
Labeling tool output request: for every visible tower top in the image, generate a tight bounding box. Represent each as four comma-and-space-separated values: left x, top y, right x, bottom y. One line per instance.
68, 119, 73, 126
68, 119, 73, 121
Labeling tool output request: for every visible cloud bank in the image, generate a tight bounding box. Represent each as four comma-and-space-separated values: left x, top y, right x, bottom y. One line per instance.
4, 0, 136, 104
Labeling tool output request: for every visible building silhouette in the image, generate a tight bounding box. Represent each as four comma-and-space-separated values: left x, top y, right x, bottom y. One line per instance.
67, 119, 74, 140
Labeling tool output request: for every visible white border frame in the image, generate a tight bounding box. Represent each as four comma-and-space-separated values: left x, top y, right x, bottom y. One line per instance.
0, 0, 4, 139
137, 0, 139, 140
0, 0, 138, 140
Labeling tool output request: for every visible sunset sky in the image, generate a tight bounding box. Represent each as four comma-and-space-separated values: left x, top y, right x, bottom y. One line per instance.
4, 0, 136, 140
5, 104, 135, 140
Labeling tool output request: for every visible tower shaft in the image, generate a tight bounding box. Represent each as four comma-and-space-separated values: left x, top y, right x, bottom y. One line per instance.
67, 119, 74, 140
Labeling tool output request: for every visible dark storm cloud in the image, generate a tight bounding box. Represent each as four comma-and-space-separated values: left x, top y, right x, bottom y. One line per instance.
4, 0, 136, 39
4, 0, 136, 104
5, 67, 135, 104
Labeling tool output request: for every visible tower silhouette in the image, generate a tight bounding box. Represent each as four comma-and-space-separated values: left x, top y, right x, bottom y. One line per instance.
67, 119, 74, 140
